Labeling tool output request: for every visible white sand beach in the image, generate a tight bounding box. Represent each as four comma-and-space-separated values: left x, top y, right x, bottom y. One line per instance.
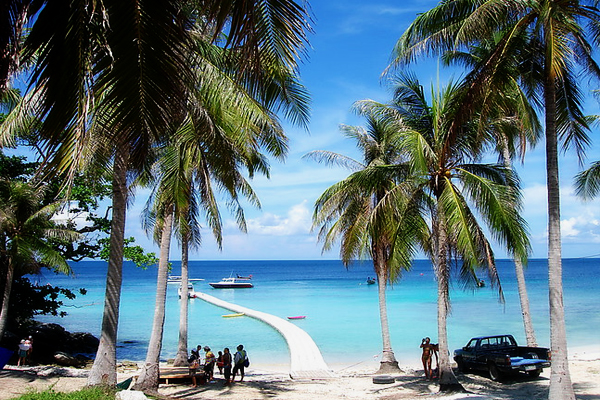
1, 347, 598, 400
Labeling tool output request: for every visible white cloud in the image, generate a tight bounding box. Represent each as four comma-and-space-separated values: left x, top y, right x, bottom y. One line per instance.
247, 201, 312, 236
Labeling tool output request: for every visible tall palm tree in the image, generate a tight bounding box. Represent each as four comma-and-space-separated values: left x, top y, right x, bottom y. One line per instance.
392, 3, 600, 397
13, 0, 311, 387
443, 33, 542, 346
374, 73, 530, 391
306, 105, 427, 373
133, 21, 308, 388
0, 180, 78, 339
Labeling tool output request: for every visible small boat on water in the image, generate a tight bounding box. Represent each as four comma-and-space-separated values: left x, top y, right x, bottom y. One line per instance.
209, 277, 254, 289
168, 275, 205, 284
178, 283, 198, 298
366, 277, 376, 285
222, 313, 245, 318
236, 274, 253, 280
287, 316, 306, 320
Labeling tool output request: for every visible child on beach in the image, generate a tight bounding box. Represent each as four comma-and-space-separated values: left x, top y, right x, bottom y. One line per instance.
217, 351, 224, 374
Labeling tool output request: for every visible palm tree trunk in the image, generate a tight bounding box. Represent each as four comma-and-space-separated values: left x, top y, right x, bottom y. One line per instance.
0, 261, 15, 340
515, 258, 537, 346
375, 272, 400, 373
544, 71, 575, 400
88, 145, 129, 386
435, 218, 464, 392
373, 242, 400, 374
500, 140, 537, 346
134, 209, 174, 391
173, 233, 190, 367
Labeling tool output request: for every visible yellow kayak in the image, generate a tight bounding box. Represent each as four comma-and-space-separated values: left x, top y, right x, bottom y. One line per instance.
222, 313, 245, 318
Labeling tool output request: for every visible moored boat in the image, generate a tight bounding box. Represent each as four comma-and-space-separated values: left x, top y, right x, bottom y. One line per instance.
287, 316, 306, 320
168, 275, 204, 284
178, 283, 198, 298
209, 277, 254, 289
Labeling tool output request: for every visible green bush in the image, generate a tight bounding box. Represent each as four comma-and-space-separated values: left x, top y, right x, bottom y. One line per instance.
12, 387, 116, 400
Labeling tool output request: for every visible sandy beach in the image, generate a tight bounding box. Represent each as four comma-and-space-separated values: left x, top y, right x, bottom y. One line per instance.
1, 348, 598, 400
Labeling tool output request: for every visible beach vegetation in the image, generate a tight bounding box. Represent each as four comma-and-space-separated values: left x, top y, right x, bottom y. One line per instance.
133, 10, 310, 390
441, 31, 542, 347
0, 180, 79, 341
12, 386, 116, 400
575, 160, 600, 200
393, 1, 600, 397
1, 0, 312, 387
365, 72, 530, 391
306, 101, 425, 373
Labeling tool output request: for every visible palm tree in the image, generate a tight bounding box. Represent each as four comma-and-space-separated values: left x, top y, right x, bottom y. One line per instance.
374, 73, 530, 391
133, 19, 309, 388
392, 3, 600, 396
12, 0, 312, 387
0, 180, 78, 339
443, 33, 542, 346
306, 105, 427, 374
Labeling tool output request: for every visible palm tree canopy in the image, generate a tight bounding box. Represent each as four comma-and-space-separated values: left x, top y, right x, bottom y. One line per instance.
386, 72, 531, 290
390, 0, 600, 160
0, 180, 78, 276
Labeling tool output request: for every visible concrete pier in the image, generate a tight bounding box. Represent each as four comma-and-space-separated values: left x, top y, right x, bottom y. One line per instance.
194, 291, 335, 379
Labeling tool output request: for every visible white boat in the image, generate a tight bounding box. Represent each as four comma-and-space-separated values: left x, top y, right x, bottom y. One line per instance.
209, 277, 254, 289
178, 283, 198, 298
168, 275, 205, 284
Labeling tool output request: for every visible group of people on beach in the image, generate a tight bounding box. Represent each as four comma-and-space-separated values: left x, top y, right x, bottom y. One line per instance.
188, 343, 249, 386
420, 337, 439, 380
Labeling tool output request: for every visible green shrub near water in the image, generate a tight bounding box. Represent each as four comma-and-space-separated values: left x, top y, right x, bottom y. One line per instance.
11, 387, 116, 400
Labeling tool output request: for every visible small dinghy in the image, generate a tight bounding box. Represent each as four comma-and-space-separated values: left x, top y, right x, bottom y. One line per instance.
287, 316, 306, 320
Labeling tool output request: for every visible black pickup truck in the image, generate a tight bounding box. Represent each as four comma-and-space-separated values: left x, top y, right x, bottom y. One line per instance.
453, 335, 551, 381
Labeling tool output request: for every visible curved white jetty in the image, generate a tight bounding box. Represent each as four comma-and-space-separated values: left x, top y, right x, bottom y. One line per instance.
195, 291, 335, 379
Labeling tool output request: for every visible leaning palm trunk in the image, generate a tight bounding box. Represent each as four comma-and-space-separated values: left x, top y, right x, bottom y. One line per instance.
173, 233, 190, 367
434, 219, 464, 392
500, 144, 537, 347
88, 146, 129, 386
375, 267, 400, 373
544, 74, 575, 400
515, 258, 536, 346
0, 262, 15, 340
134, 210, 174, 391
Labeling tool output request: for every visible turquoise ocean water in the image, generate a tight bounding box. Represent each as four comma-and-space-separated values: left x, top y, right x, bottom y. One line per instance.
33, 258, 600, 369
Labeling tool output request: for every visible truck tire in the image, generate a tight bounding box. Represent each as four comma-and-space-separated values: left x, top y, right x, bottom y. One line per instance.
372, 375, 395, 384
488, 363, 503, 382
527, 370, 541, 378
456, 358, 468, 373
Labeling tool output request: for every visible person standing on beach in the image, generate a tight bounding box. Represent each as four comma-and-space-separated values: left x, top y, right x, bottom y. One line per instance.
420, 337, 434, 379
196, 345, 204, 365
232, 344, 248, 382
203, 346, 216, 381
17, 337, 32, 366
216, 351, 224, 374
222, 347, 233, 384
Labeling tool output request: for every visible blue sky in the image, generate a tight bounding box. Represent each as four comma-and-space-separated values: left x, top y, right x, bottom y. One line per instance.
21, 1, 600, 261
123, 1, 599, 261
